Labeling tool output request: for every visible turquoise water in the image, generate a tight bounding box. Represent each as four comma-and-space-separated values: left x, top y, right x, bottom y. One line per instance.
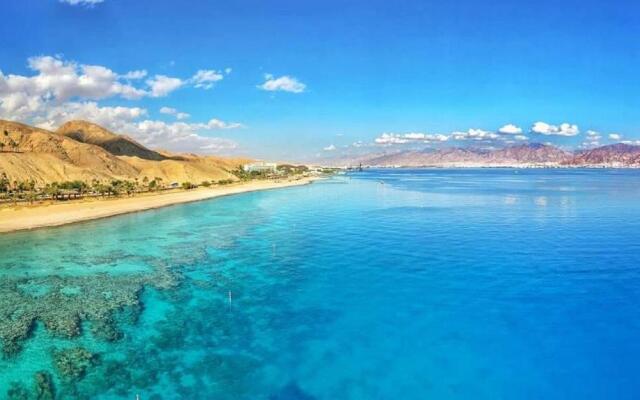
1, 169, 640, 399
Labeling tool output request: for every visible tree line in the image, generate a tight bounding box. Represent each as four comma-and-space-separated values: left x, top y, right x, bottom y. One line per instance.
0, 174, 238, 204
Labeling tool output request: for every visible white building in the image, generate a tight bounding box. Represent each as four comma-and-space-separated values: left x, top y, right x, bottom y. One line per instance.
243, 162, 278, 173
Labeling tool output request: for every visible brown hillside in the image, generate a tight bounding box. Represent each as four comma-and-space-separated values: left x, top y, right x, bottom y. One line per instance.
57, 120, 165, 161
0, 120, 140, 184
0, 119, 249, 186
119, 156, 240, 184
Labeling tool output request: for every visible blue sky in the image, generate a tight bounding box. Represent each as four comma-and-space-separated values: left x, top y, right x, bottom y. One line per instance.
0, 0, 638, 161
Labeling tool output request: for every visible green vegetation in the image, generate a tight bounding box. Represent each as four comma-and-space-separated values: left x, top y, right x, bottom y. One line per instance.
232, 163, 309, 181
277, 164, 309, 175
0, 162, 314, 206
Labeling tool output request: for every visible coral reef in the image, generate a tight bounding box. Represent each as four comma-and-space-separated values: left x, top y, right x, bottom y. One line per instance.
53, 347, 97, 381
6, 382, 29, 400
34, 372, 55, 400
0, 263, 179, 358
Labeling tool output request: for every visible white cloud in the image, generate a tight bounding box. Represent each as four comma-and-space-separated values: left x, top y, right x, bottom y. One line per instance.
131, 120, 238, 153
375, 133, 409, 145
59, 0, 104, 6
609, 133, 622, 141
580, 141, 600, 149
452, 129, 499, 141
33, 103, 240, 153
621, 140, 640, 146
586, 130, 600, 137
33, 102, 146, 131
531, 121, 579, 136
0, 56, 147, 103
160, 106, 190, 120
375, 132, 449, 145
498, 124, 523, 135
224, 68, 232, 75
190, 70, 224, 89
323, 144, 336, 151
0, 55, 242, 154
159, 107, 177, 115
146, 75, 184, 97
514, 135, 529, 141
585, 130, 601, 143
121, 70, 147, 80
258, 74, 306, 93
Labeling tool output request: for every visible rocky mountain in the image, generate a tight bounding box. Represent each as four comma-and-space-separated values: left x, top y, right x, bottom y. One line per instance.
0, 119, 248, 185
488, 143, 572, 164
343, 143, 640, 168
564, 143, 640, 167
366, 147, 487, 167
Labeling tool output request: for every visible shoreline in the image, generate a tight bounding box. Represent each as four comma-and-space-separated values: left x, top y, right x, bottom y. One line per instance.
0, 177, 317, 234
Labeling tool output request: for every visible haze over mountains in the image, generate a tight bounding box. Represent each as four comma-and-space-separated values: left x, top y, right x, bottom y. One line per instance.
0, 119, 248, 185
336, 143, 640, 168
2, 118, 640, 187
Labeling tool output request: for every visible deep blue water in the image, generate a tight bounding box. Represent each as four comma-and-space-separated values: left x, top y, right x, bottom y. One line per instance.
1, 169, 640, 399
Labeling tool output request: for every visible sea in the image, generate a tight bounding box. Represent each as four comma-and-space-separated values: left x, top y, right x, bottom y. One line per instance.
0, 169, 639, 399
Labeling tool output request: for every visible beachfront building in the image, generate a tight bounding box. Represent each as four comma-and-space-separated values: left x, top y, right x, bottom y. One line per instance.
243, 162, 278, 174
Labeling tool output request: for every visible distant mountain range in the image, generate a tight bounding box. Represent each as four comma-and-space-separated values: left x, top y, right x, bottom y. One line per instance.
0, 119, 250, 185
337, 143, 640, 168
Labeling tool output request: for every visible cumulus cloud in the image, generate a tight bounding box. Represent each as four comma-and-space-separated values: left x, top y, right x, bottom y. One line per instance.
131, 120, 238, 153
33, 102, 146, 131
609, 133, 622, 141
585, 130, 601, 142
375, 132, 449, 145
498, 124, 523, 135
0, 55, 242, 154
323, 144, 336, 151
514, 135, 529, 141
146, 75, 184, 97
0, 56, 147, 103
580, 141, 600, 149
531, 122, 579, 136
160, 106, 190, 120
258, 74, 306, 93
59, 0, 104, 6
374, 128, 507, 146
190, 70, 224, 89
451, 129, 499, 141
0, 55, 200, 121
121, 70, 147, 80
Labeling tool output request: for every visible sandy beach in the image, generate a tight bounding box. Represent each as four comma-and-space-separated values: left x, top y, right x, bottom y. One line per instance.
0, 177, 316, 234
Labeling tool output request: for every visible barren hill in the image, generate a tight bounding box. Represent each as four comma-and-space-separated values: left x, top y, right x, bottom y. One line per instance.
350, 143, 638, 168
57, 120, 165, 161
564, 143, 640, 167
0, 120, 139, 184
0, 119, 246, 186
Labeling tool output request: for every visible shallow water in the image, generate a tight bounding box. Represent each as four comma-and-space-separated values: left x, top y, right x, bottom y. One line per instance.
1, 169, 640, 399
